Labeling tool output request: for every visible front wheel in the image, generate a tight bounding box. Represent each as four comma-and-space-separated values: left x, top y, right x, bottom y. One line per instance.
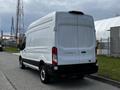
19, 56, 25, 69
40, 66, 50, 83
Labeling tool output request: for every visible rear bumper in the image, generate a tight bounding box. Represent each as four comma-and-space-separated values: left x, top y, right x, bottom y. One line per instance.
46, 63, 98, 76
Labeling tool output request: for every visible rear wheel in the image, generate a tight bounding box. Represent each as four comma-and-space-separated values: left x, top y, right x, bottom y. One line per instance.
40, 66, 50, 83
19, 56, 25, 69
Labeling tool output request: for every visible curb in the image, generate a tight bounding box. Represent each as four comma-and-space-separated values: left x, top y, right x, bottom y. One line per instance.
87, 74, 120, 88
12, 53, 20, 56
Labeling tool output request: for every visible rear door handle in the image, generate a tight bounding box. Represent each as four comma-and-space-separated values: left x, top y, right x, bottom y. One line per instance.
81, 51, 86, 53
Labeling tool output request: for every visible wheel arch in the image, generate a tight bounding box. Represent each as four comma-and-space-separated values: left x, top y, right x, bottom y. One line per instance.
19, 56, 22, 60
39, 60, 45, 70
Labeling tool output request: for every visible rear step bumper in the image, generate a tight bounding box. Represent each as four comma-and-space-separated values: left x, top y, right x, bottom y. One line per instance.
46, 63, 98, 76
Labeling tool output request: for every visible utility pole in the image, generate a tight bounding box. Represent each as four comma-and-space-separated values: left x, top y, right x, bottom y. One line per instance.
10, 16, 14, 39
15, 0, 24, 46
15, 0, 20, 41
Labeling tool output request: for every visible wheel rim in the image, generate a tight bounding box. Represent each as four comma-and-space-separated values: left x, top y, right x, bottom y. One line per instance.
40, 68, 46, 81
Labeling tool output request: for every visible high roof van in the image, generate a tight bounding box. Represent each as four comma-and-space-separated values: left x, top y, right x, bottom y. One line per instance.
19, 11, 98, 83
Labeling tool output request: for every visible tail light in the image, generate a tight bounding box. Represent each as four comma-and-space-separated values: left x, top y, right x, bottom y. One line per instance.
52, 47, 58, 65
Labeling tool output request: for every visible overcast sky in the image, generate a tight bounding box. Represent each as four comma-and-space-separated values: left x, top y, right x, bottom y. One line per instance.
0, 0, 120, 34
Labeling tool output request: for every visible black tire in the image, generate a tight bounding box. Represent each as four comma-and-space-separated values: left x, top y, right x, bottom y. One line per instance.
19, 56, 25, 69
40, 66, 50, 83
0, 48, 3, 51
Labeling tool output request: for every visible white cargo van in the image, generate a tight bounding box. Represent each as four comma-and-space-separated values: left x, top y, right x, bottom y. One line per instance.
19, 11, 98, 83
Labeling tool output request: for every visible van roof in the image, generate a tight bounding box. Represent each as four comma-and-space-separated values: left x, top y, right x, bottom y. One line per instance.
28, 11, 91, 29
27, 11, 92, 33
28, 12, 56, 30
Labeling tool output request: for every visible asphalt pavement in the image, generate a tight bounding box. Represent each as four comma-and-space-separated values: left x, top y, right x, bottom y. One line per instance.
0, 52, 119, 90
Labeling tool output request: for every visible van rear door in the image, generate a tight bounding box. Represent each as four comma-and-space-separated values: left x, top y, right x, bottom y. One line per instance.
57, 14, 96, 65
57, 24, 79, 65
77, 26, 96, 64
77, 16, 96, 64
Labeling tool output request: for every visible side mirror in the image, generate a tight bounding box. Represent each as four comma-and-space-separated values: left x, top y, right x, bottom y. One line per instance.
19, 42, 25, 50
19, 36, 26, 50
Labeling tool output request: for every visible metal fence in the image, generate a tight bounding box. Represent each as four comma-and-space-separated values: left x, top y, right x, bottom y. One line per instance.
3, 39, 17, 47
97, 38, 110, 56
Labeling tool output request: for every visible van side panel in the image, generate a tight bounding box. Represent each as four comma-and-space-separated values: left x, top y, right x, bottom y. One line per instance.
21, 17, 55, 64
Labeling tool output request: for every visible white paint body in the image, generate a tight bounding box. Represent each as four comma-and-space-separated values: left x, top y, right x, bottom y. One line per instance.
21, 12, 96, 66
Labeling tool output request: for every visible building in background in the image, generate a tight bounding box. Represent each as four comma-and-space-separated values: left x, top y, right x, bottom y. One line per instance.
0, 34, 16, 47
95, 16, 120, 56
95, 16, 120, 40
110, 26, 120, 57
